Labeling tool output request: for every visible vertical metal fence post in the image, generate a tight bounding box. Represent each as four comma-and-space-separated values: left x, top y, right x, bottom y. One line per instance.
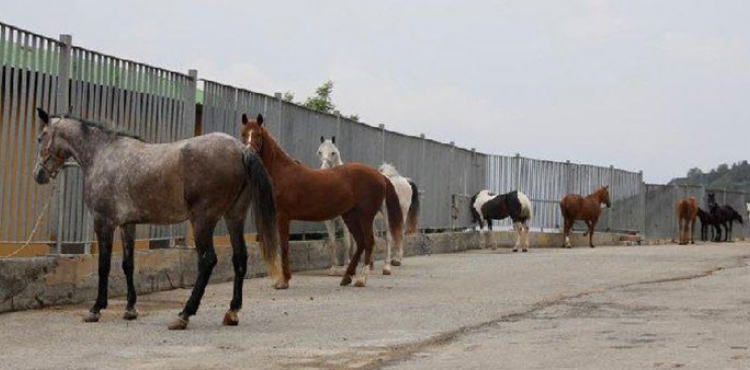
55, 171, 66, 254
639, 171, 646, 238
274, 92, 283, 144
56, 34, 72, 115
379, 124, 385, 164
513, 153, 521, 191
186, 70, 198, 138
608, 165, 614, 231
671, 184, 677, 242
334, 110, 341, 142
449, 141, 455, 233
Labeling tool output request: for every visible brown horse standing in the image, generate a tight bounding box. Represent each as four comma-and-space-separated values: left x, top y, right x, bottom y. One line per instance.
676, 197, 698, 245
240, 114, 403, 288
560, 186, 611, 248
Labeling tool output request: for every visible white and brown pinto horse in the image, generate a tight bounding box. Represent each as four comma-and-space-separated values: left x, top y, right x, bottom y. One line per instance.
470, 190, 533, 252
317, 136, 420, 275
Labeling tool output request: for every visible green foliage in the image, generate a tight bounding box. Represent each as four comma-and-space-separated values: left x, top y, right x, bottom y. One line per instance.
670, 161, 750, 192
347, 114, 360, 122
304, 80, 336, 114
281, 91, 295, 103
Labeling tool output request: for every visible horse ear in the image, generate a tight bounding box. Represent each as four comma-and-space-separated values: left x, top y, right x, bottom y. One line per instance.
320, 136, 325, 143
604, 185, 609, 189
332, 136, 336, 144
256, 114, 264, 126
37, 108, 49, 126
241, 113, 249, 126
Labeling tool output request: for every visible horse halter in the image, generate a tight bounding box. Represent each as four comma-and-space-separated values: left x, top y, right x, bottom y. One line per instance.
38, 132, 66, 179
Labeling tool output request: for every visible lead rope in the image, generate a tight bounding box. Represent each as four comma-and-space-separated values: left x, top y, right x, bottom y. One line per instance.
1, 181, 59, 259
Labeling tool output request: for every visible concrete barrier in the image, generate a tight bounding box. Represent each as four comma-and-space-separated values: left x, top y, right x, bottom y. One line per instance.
0, 230, 633, 314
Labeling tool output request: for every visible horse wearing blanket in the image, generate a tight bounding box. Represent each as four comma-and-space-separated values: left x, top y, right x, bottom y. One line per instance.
470, 190, 533, 252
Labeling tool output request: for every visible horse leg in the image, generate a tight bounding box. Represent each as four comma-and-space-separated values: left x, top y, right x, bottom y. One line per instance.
223, 218, 248, 326
512, 221, 521, 252
563, 218, 573, 248
342, 217, 353, 266
383, 208, 393, 275
341, 211, 365, 287
121, 224, 138, 321
723, 222, 730, 242
168, 219, 219, 330
325, 219, 340, 276
690, 219, 696, 244
487, 220, 496, 250
587, 220, 596, 248
522, 221, 530, 252
274, 218, 292, 290
356, 219, 376, 287
84, 218, 116, 323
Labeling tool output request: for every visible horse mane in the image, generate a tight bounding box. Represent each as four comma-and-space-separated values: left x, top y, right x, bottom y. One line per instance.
52, 114, 145, 142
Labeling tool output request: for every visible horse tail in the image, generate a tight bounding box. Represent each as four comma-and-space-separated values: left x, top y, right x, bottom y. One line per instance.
384, 177, 404, 248
517, 191, 533, 221
470, 192, 482, 225
242, 148, 281, 279
406, 180, 420, 234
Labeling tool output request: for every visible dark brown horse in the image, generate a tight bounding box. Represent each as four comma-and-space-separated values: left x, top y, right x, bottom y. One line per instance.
560, 186, 611, 248
240, 114, 403, 288
32, 109, 279, 330
676, 197, 698, 245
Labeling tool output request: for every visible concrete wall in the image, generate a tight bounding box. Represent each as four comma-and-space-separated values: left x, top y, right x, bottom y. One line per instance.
0, 230, 633, 314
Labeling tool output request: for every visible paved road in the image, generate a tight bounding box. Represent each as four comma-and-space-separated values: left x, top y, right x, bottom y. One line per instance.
1, 244, 750, 370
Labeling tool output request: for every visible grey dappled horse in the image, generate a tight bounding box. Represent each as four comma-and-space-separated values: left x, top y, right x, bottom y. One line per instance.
33, 109, 279, 330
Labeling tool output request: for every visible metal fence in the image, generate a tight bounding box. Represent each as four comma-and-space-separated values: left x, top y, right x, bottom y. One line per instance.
0, 22, 197, 253
2, 20, 748, 257
482, 154, 644, 233
200, 80, 487, 235
645, 184, 748, 241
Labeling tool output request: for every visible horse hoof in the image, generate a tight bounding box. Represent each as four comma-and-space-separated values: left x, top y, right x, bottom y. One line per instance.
590, 245, 596, 248
273, 279, 289, 290
222, 310, 240, 326
123, 308, 138, 321
168, 316, 189, 330
512, 249, 518, 253
390, 259, 401, 267
354, 279, 366, 288
383, 267, 392, 276
340, 275, 352, 286
83, 312, 101, 323
522, 249, 528, 253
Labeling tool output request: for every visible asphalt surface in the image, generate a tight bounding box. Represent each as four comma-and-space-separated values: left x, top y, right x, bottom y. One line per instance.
1, 244, 750, 370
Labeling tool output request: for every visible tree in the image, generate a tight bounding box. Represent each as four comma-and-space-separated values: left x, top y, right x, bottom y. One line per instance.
347, 114, 360, 122
686, 167, 703, 178
281, 91, 295, 103
304, 80, 336, 114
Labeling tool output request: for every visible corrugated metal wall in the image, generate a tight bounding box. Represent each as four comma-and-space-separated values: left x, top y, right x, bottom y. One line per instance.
485, 154, 644, 233
2, 20, 746, 257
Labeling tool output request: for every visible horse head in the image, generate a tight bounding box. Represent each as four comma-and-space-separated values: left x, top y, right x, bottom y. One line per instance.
599, 185, 611, 208
317, 136, 341, 169
707, 192, 717, 208
241, 113, 269, 156
33, 108, 73, 184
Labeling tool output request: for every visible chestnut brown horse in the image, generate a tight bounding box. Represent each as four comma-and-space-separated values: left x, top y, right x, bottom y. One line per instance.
560, 186, 611, 248
676, 197, 698, 245
241, 114, 403, 288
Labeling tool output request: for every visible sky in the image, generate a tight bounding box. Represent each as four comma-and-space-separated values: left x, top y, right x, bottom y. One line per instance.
2, 0, 749, 183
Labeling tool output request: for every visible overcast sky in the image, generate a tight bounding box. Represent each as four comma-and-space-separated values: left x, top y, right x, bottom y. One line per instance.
3, 0, 749, 183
